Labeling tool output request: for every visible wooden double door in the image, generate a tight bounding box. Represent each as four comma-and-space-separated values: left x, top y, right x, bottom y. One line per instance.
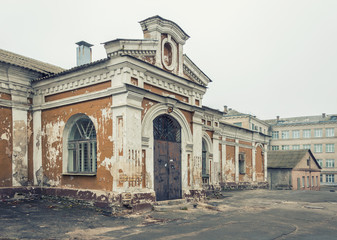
153, 114, 182, 201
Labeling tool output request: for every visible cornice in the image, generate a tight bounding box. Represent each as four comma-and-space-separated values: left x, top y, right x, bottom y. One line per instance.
183, 64, 206, 86
0, 80, 34, 97
34, 70, 111, 96
32, 87, 125, 111
108, 50, 156, 58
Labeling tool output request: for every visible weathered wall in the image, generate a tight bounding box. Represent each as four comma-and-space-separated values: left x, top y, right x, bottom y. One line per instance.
12, 108, 29, 186
41, 97, 113, 191
141, 98, 158, 121
268, 169, 291, 190
255, 145, 264, 182
144, 83, 188, 103
45, 81, 111, 102
27, 111, 34, 185
225, 145, 235, 182
292, 170, 320, 191
0, 106, 12, 187
239, 146, 253, 182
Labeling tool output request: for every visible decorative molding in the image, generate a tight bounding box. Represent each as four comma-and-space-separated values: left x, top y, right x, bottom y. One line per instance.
183, 64, 206, 87
34, 71, 111, 96
33, 87, 125, 111
109, 50, 156, 58
0, 80, 34, 97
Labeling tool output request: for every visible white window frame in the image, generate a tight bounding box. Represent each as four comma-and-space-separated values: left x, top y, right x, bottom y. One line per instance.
292, 130, 300, 139
326, 159, 335, 168
281, 131, 289, 139
272, 131, 279, 139
282, 145, 289, 150
314, 144, 323, 153
303, 144, 311, 150
303, 129, 311, 138
292, 145, 300, 150
314, 128, 322, 138
271, 145, 279, 151
326, 128, 334, 137
326, 144, 335, 153
326, 174, 335, 183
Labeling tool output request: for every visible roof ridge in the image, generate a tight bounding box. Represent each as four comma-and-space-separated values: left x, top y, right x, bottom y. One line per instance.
0, 48, 64, 74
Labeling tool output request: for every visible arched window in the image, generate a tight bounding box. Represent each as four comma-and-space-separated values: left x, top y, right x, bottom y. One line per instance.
67, 117, 97, 173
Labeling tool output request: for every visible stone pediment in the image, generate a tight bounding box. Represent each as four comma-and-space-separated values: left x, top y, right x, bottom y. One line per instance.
103, 16, 211, 87
139, 15, 190, 45
183, 55, 212, 87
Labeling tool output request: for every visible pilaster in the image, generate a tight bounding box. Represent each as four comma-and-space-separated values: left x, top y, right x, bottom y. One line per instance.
235, 139, 239, 183
252, 142, 256, 182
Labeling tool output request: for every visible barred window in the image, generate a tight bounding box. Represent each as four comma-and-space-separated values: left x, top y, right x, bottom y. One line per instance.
239, 153, 245, 174
67, 117, 97, 173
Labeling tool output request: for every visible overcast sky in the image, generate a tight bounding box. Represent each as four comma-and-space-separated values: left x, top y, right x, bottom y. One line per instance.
1, 0, 336, 119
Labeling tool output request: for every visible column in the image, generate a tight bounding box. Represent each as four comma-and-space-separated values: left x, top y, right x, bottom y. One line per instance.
252, 142, 256, 182
264, 144, 268, 182
12, 105, 28, 186
235, 139, 239, 183
221, 141, 226, 183
33, 110, 42, 185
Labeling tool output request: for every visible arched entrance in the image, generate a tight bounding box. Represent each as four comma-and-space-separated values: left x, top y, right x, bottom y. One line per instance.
153, 114, 182, 201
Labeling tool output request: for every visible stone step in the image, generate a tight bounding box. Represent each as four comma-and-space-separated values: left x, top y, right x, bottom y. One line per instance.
153, 204, 190, 212
155, 199, 186, 206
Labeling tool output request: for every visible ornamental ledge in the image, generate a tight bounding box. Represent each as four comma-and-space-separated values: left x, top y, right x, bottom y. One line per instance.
143, 71, 202, 101
0, 81, 34, 95
108, 50, 156, 57
35, 71, 112, 96
183, 64, 206, 87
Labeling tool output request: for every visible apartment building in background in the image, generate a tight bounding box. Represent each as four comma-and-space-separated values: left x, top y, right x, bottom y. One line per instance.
222, 106, 269, 135
266, 114, 337, 185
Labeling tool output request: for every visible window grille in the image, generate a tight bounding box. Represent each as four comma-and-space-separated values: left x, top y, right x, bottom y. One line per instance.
67, 118, 97, 173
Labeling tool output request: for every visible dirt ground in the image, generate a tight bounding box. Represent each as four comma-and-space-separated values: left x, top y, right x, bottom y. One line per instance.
1, 186, 337, 239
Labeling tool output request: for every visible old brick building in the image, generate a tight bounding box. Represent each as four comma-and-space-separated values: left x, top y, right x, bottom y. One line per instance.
0, 16, 269, 208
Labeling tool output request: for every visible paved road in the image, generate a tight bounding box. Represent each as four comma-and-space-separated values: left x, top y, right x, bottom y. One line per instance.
1, 187, 337, 239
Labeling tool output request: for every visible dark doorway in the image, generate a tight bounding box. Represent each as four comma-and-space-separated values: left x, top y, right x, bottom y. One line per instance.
153, 114, 181, 201
202, 139, 209, 184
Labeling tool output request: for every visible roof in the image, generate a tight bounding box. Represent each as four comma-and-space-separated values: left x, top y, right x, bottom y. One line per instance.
265, 114, 337, 126
224, 109, 246, 116
0, 48, 64, 75
34, 58, 109, 82
268, 150, 321, 169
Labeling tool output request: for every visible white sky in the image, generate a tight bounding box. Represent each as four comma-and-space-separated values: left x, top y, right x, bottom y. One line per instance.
1, 0, 336, 119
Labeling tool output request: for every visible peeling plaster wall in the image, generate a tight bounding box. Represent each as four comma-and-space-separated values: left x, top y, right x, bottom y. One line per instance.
225, 145, 235, 182
144, 83, 189, 104
255, 146, 264, 182
0, 106, 12, 187
141, 98, 158, 121
239, 146, 253, 182
41, 97, 113, 191
12, 109, 28, 186
27, 111, 34, 185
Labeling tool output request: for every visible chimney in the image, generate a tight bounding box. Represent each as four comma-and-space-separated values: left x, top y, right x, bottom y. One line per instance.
76, 41, 93, 66
224, 105, 228, 114
276, 116, 280, 121
322, 113, 326, 118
